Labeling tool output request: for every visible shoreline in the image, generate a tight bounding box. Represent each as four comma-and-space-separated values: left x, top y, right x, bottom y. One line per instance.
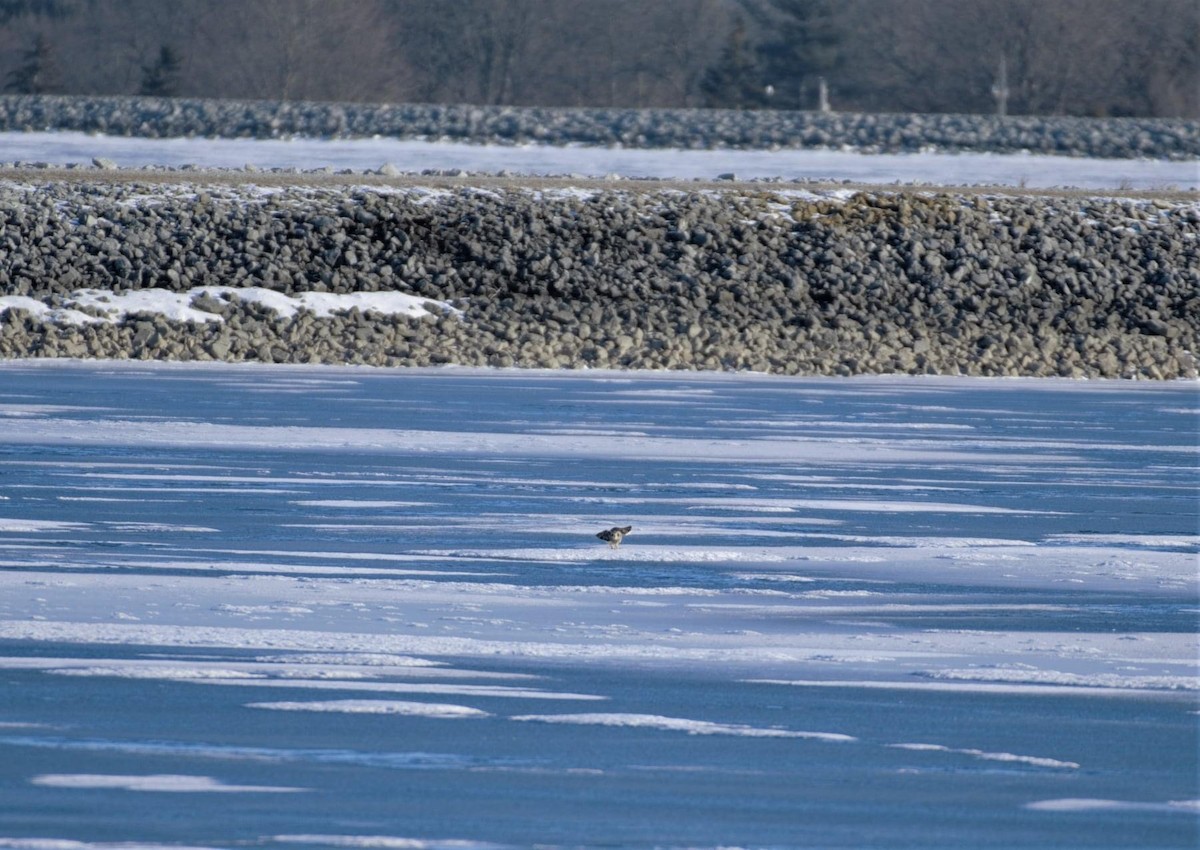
1, 176, 1196, 380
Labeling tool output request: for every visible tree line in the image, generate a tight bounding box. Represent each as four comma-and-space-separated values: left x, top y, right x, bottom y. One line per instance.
1, 0, 1195, 118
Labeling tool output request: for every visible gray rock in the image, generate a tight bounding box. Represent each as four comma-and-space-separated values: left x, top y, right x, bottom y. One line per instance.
2, 93, 1196, 159
1, 176, 1195, 379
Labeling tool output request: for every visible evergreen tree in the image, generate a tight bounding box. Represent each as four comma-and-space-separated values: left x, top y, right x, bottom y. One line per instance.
0, 0, 77, 24
748, 0, 842, 110
700, 16, 768, 109
6, 32, 62, 93
140, 44, 182, 97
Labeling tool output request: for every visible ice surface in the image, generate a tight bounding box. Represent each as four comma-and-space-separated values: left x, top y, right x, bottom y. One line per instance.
5, 131, 1198, 190
0, 362, 1195, 848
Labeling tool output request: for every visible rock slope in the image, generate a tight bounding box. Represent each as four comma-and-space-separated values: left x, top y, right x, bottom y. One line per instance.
1, 176, 1196, 378
2, 94, 1197, 160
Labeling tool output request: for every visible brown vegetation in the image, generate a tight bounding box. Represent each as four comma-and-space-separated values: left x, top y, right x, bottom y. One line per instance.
0, 0, 1194, 117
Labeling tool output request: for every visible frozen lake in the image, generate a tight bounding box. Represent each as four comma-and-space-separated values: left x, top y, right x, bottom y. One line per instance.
0, 362, 1196, 849
6, 130, 1198, 190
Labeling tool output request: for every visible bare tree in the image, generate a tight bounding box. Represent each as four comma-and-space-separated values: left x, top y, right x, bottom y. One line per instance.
0, 0, 1189, 116
394, 0, 547, 105
6, 31, 62, 92
553, 1, 639, 107
541, 0, 731, 108
190, 0, 403, 102
1114, 0, 1199, 117
839, 0, 1198, 118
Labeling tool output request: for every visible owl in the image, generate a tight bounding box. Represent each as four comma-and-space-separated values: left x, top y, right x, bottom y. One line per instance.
596, 525, 632, 549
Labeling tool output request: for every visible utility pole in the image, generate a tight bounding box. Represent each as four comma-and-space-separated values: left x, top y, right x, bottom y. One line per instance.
991, 55, 1009, 117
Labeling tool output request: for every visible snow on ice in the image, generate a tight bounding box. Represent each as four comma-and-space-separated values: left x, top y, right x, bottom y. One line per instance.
5, 130, 1198, 190
0, 362, 1195, 847
1, 102, 1198, 848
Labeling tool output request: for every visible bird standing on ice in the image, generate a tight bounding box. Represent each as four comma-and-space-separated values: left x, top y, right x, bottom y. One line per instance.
597, 525, 632, 549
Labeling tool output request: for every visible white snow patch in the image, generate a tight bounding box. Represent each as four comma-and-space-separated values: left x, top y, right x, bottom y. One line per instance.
1025, 798, 1200, 813
596, 495, 1049, 515
30, 773, 305, 792
419, 545, 788, 564
0, 296, 97, 325
1047, 533, 1199, 550
270, 837, 501, 849
0, 287, 456, 327
0, 842, 223, 850
248, 699, 490, 718
99, 521, 218, 533
0, 404, 104, 418
12, 657, 595, 698
749, 679, 1190, 699
920, 667, 1199, 691
0, 519, 89, 533
213, 604, 315, 616
252, 653, 445, 668
511, 712, 855, 741
732, 573, 820, 583
206, 678, 603, 701
293, 500, 434, 508
888, 742, 1079, 769
50, 665, 265, 681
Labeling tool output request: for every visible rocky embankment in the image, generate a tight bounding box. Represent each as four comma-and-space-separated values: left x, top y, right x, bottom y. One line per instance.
1, 175, 1196, 378
2, 94, 1198, 160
